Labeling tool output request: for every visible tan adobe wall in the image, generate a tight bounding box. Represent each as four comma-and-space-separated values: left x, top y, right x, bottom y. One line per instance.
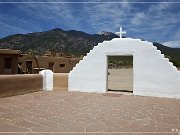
0, 74, 43, 97
0, 49, 21, 55
18, 55, 80, 73
53, 73, 68, 91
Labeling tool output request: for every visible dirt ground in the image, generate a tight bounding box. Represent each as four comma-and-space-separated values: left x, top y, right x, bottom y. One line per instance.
0, 91, 180, 134
108, 68, 133, 92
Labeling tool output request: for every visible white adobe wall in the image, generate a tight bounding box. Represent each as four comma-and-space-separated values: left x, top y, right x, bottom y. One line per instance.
40, 70, 53, 91
68, 38, 180, 99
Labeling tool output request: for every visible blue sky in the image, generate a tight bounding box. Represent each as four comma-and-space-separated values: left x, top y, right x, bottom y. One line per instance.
0, 0, 180, 47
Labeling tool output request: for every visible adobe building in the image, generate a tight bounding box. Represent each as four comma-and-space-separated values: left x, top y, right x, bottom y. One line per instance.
18, 50, 80, 74
0, 49, 81, 74
18, 54, 80, 74
0, 49, 21, 74
44, 50, 70, 57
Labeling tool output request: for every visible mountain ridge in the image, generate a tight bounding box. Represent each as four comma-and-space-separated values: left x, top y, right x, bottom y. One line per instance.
0, 28, 179, 67
0, 28, 118, 55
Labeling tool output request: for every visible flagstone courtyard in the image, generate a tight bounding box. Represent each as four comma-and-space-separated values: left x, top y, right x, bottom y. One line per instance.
0, 90, 180, 135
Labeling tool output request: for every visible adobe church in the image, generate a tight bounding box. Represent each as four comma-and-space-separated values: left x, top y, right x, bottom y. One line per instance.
68, 28, 180, 99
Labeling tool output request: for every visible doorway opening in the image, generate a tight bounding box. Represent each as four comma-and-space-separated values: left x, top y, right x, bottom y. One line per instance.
107, 55, 133, 94
4, 57, 12, 74
49, 62, 54, 71
26, 60, 33, 74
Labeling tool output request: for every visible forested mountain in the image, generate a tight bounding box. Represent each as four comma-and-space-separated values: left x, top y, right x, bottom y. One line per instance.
0, 28, 179, 67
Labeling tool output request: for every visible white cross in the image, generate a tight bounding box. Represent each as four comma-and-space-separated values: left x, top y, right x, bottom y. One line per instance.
115, 27, 126, 38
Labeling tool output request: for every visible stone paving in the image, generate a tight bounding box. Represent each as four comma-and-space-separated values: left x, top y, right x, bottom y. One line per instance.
0, 91, 180, 135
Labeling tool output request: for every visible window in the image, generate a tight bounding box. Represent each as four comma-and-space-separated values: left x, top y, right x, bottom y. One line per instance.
49, 62, 54, 71
59, 64, 65, 67
4, 58, 12, 68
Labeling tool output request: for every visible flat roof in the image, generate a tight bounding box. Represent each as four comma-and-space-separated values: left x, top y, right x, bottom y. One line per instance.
0, 49, 21, 55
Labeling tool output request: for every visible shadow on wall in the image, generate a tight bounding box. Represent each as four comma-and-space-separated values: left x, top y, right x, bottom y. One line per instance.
0, 74, 43, 98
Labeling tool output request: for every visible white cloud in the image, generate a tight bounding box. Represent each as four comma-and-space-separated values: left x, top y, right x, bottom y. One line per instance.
131, 12, 145, 25
174, 30, 180, 41
0, 12, 33, 36
81, 2, 132, 33
163, 41, 180, 48
148, 3, 171, 13
0, 1, 180, 43
15, 3, 76, 25
0, 2, 85, 34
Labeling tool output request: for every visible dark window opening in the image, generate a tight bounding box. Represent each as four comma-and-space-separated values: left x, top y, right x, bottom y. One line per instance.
26, 61, 33, 73
4, 58, 12, 68
59, 64, 65, 67
49, 62, 54, 71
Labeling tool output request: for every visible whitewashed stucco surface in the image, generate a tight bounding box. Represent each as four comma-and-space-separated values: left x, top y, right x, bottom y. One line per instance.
40, 70, 53, 91
68, 38, 180, 99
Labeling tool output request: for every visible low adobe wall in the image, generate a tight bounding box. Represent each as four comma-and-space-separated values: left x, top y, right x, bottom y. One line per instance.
53, 73, 68, 91
0, 74, 43, 97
